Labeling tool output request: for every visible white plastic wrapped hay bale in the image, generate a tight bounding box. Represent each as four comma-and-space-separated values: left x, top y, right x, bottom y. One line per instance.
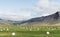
12, 32, 16, 36
46, 31, 50, 35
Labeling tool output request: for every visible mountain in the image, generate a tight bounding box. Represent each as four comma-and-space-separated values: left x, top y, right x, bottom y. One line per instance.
0, 11, 60, 26
19, 11, 60, 26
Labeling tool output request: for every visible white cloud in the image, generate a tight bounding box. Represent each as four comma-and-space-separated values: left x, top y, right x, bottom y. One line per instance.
0, 9, 32, 20
32, 0, 60, 17
0, 0, 60, 21
36, 0, 60, 9
36, 0, 49, 7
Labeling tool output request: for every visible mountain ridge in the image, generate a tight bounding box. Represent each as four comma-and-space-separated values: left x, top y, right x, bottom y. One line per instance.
0, 11, 60, 26
19, 11, 60, 26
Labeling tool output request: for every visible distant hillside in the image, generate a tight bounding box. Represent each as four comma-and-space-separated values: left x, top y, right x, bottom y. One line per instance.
0, 18, 15, 25
1, 11, 60, 26
18, 11, 60, 26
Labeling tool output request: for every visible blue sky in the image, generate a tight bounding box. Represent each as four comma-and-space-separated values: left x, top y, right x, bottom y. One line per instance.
0, 0, 37, 10
0, 0, 60, 20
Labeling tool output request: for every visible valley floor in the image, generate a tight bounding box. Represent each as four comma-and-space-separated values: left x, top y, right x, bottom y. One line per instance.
0, 25, 60, 37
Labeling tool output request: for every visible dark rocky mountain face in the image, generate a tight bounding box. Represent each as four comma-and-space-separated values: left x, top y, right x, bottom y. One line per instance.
0, 11, 60, 26
20, 11, 60, 25
53, 12, 59, 19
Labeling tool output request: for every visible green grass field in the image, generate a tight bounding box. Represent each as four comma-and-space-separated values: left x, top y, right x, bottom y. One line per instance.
0, 25, 60, 37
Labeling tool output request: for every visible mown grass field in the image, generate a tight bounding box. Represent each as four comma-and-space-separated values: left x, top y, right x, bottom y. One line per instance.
0, 25, 60, 37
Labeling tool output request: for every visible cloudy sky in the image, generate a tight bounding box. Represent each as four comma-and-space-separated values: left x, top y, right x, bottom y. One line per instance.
0, 0, 60, 21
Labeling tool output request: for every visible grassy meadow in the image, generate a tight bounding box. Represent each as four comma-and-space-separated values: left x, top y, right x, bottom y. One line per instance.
0, 25, 60, 37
